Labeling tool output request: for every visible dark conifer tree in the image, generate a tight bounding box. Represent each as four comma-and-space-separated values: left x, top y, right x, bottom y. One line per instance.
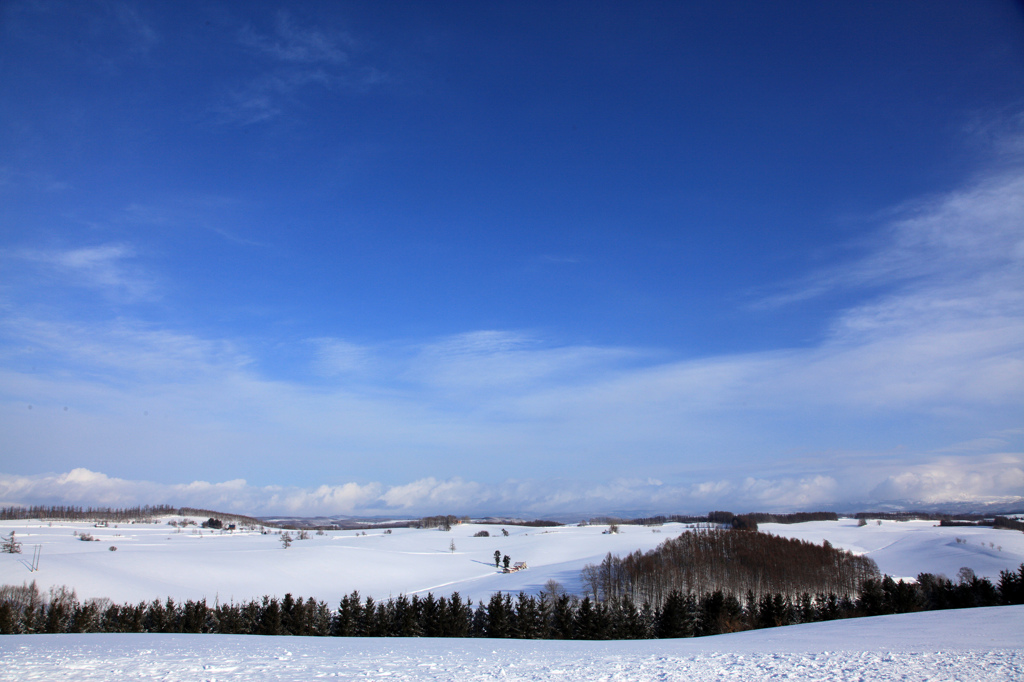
70, 602, 98, 634
998, 565, 1024, 604
483, 593, 506, 637
280, 593, 296, 635
240, 600, 261, 634
857, 579, 887, 617
514, 592, 544, 639
443, 592, 472, 637
819, 592, 840, 621
359, 596, 375, 636
756, 593, 777, 629
471, 603, 488, 637
390, 594, 420, 637
162, 597, 182, 633
181, 599, 207, 633
550, 594, 575, 639
144, 598, 167, 633
0, 601, 16, 634
215, 602, 242, 635
657, 591, 688, 638
797, 593, 816, 624
419, 593, 440, 637
839, 595, 856, 618
699, 590, 730, 636
44, 588, 75, 633
639, 600, 657, 639
573, 596, 600, 640
333, 591, 362, 636
260, 596, 282, 636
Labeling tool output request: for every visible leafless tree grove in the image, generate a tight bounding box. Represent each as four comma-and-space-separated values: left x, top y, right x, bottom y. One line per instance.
581, 529, 879, 608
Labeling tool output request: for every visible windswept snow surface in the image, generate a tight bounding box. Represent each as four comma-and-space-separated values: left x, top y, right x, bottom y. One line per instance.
2, 606, 1022, 681
2, 517, 1023, 605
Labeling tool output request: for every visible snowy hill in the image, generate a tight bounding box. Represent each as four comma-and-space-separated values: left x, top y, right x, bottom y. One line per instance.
761, 518, 1024, 582
2, 516, 1023, 605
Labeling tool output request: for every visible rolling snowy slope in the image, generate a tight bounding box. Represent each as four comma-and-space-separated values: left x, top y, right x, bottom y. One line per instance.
1, 516, 1022, 606
0, 519, 687, 604
1, 606, 1021, 681
760, 518, 1024, 581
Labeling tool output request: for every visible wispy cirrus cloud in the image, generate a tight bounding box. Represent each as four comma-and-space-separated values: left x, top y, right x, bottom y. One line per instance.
120, 198, 269, 247
8, 0, 159, 72
239, 12, 354, 65
217, 11, 387, 125
311, 338, 374, 377
106, 0, 158, 55
754, 170, 1024, 309
12, 243, 156, 302
0, 166, 70, 193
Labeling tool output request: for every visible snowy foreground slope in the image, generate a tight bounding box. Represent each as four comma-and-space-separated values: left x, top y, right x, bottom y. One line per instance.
2, 517, 1022, 605
2, 606, 1022, 681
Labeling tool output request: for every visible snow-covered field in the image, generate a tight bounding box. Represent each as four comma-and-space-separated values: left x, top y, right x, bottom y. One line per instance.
2, 517, 1023, 605
2, 606, 1022, 681
3, 515, 1024, 680
0, 518, 693, 604
761, 518, 1024, 582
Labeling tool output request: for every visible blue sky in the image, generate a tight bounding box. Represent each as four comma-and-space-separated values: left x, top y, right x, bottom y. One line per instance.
1, 1, 1023, 516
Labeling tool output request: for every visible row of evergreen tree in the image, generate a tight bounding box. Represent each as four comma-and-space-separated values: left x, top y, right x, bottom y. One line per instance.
938, 516, 1024, 532
3, 564, 1022, 638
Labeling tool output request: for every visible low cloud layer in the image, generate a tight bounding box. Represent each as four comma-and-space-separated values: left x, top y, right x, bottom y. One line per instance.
2, 455, 1021, 517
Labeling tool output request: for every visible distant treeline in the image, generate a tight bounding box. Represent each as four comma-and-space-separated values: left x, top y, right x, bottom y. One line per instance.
939, 516, 1024, 532
590, 511, 839, 532
855, 511, 1024, 524
416, 515, 468, 530
7, 504, 1018, 530
410, 511, 841, 533
416, 516, 562, 530
723, 511, 840, 526
603, 514, 706, 526
176, 508, 267, 529
477, 519, 562, 528
0, 505, 176, 523
3, 564, 1023, 638
0, 505, 271, 528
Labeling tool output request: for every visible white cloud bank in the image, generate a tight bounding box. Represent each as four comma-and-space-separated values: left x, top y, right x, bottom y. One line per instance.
1, 454, 1021, 517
